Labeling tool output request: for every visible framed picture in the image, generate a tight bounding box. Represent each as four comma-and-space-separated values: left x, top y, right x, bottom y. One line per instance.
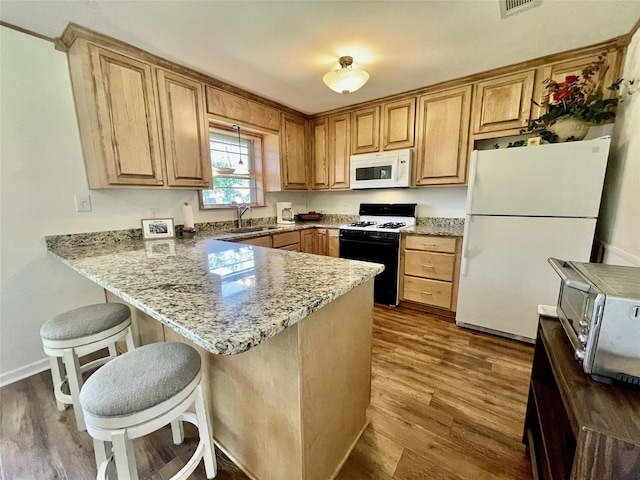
145, 239, 176, 257
141, 218, 175, 240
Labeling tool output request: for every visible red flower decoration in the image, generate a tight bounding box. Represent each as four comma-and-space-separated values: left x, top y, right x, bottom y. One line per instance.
565, 75, 579, 83
553, 89, 570, 102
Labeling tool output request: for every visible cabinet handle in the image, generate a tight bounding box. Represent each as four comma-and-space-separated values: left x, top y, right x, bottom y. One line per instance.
422, 243, 437, 247
421, 263, 435, 268
420, 291, 433, 295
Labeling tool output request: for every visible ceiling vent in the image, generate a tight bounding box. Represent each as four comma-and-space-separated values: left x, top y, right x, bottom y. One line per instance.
499, 0, 541, 18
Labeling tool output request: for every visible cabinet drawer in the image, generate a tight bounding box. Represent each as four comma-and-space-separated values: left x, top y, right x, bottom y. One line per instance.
272, 231, 300, 248
402, 276, 452, 309
404, 250, 454, 281
238, 236, 271, 248
279, 243, 301, 252
405, 235, 456, 253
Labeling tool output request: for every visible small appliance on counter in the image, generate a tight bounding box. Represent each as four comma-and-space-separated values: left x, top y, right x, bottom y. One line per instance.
276, 202, 295, 225
549, 258, 640, 385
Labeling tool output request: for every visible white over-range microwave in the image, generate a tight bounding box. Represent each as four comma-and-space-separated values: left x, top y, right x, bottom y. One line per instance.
350, 149, 412, 189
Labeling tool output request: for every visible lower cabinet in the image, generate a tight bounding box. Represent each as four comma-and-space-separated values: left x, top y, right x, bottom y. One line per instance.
327, 229, 339, 258
399, 234, 461, 314
237, 236, 272, 247
272, 230, 301, 251
237, 228, 338, 256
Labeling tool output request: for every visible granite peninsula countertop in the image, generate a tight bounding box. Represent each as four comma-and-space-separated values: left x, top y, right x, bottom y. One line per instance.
47, 237, 384, 355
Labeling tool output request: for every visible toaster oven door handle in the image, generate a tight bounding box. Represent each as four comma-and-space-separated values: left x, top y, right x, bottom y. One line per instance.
548, 258, 591, 292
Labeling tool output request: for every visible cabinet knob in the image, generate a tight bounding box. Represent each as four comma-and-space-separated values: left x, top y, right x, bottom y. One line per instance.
421, 264, 435, 269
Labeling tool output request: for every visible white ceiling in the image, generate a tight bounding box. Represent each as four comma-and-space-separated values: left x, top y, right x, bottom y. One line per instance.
1, 1, 639, 115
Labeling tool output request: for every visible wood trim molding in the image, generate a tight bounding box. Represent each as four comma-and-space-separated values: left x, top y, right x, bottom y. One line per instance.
0, 21, 55, 43
57, 23, 306, 118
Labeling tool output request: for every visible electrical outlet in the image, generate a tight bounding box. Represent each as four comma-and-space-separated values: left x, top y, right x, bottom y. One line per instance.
148, 208, 159, 218
74, 194, 92, 212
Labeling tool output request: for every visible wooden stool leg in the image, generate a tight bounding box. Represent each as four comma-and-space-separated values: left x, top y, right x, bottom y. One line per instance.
93, 439, 116, 480
194, 383, 217, 479
107, 343, 118, 357
62, 348, 85, 431
112, 429, 139, 480
49, 356, 67, 411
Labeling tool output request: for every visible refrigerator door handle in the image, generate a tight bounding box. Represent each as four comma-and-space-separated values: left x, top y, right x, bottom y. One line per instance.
460, 214, 471, 276
465, 150, 479, 214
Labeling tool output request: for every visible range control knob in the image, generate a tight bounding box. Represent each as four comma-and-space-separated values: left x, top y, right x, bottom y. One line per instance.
579, 320, 589, 329
575, 349, 586, 362
578, 333, 589, 345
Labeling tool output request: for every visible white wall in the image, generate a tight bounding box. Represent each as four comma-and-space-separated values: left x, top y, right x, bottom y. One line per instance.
0, 27, 464, 384
596, 27, 640, 267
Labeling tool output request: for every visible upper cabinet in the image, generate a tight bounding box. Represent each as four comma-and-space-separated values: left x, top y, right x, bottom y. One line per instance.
382, 98, 416, 150
156, 69, 212, 188
351, 99, 416, 154
280, 113, 309, 190
310, 114, 350, 190
415, 86, 471, 186
205, 86, 280, 133
66, 39, 211, 189
351, 106, 380, 154
472, 70, 535, 135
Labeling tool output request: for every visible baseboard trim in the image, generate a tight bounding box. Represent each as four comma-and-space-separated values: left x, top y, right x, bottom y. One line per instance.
0, 358, 50, 387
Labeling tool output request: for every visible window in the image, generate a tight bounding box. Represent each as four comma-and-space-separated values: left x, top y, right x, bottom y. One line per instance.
200, 125, 264, 208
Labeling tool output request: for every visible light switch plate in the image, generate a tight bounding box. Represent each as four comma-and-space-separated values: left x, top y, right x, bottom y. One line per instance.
74, 194, 92, 212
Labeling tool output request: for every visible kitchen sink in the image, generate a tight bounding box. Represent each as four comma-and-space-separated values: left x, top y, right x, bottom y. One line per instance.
228, 226, 280, 233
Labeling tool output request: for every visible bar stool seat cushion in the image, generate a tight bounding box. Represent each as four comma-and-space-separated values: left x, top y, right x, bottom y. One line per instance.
40, 303, 131, 341
80, 342, 201, 417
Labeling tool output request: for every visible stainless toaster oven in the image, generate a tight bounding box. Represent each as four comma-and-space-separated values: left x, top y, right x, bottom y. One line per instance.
549, 258, 640, 385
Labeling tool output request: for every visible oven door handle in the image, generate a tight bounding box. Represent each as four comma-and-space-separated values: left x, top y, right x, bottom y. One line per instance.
548, 258, 591, 293
339, 238, 399, 248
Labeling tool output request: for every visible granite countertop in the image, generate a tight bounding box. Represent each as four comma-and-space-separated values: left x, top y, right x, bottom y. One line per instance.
47, 237, 384, 356
403, 225, 464, 237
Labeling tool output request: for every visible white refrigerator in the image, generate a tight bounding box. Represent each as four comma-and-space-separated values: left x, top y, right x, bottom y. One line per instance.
456, 137, 610, 342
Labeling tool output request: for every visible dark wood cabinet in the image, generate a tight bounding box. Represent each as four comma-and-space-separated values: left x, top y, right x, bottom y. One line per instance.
524, 317, 640, 480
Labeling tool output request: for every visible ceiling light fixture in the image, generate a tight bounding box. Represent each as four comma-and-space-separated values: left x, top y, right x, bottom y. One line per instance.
322, 56, 369, 94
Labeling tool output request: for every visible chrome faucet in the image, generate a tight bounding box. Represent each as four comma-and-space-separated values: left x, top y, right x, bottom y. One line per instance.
236, 204, 251, 228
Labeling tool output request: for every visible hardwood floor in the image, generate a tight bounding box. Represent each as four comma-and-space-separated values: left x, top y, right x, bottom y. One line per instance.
0, 306, 534, 479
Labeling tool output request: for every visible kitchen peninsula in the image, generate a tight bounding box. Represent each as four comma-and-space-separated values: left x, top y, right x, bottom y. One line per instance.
47, 234, 384, 480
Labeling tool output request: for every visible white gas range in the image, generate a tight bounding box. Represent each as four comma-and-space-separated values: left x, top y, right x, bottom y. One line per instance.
339, 204, 417, 305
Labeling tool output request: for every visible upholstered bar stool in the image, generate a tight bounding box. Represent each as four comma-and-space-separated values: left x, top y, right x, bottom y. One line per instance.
40, 303, 135, 431
79, 342, 217, 480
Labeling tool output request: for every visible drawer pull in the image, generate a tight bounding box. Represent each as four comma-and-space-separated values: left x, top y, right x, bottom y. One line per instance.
422, 243, 437, 247
421, 263, 434, 268
420, 291, 433, 295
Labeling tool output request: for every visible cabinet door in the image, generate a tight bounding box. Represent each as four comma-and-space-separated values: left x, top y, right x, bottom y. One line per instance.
311, 118, 330, 190
351, 106, 380, 154
327, 229, 340, 258
415, 86, 471, 186
301, 229, 317, 254
329, 113, 351, 189
156, 69, 212, 188
316, 229, 327, 256
472, 70, 535, 134
382, 98, 416, 150
237, 236, 271, 247
280, 114, 309, 190
89, 45, 164, 186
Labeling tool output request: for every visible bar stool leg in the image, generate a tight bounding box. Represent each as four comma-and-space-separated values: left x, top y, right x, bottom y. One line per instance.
107, 343, 118, 357
171, 419, 185, 445
112, 429, 139, 480
62, 348, 85, 431
194, 383, 217, 479
124, 327, 136, 351
93, 439, 116, 480
49, 356, 66, 411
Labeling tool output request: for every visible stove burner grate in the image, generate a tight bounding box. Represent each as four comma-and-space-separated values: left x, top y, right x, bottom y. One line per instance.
349, 221, 377, 227
377, 222, 407, 229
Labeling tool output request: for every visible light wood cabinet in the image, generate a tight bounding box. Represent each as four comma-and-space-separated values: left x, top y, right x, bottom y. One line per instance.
156, 69, 212, 188
301, 228, 328, 255
400, 234, 461, 313
272, 230, 301, 249
351, 106, 380, 154
328, 114, 350, 189
310, 114, 350, 190
280, 114, 309, 190
382, 97, 416, 150
205, 86, 280, 133
237, 236, 272, 247
351, 99, 416, 155
472, 70, 535, 134
327, 229, 340, 258
310, 118, 329, 190
415, 86, 471, 186
66, 40, 211, 189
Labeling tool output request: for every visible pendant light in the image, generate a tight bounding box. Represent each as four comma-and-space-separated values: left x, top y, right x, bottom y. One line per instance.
322, 56, 369, 94
233, 125, 249, 175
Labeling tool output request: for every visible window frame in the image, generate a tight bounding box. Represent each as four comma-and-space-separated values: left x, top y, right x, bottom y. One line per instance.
199, 123, 266, 210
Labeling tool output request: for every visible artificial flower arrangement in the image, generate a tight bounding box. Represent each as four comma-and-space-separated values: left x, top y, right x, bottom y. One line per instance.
523, 56, 637, 143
